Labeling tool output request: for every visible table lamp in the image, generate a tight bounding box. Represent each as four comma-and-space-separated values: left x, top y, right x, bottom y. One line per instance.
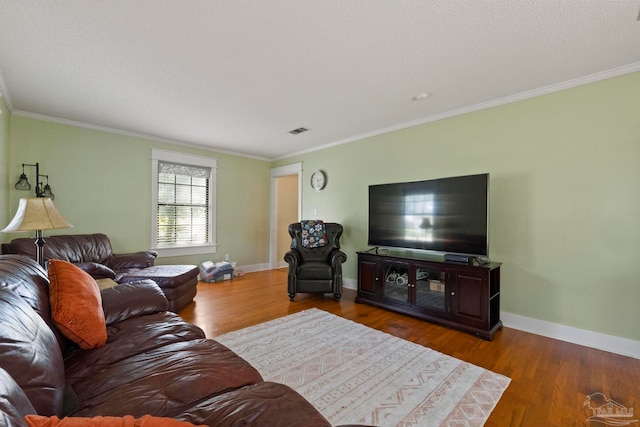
2, 198, 73, 267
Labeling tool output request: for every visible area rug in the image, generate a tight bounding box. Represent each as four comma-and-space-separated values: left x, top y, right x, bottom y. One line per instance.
215, 308, 510, 427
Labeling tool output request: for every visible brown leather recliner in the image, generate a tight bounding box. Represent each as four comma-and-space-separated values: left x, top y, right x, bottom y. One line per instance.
284, 222, 347, 301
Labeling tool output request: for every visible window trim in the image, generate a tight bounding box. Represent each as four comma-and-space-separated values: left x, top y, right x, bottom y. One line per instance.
151, 149, 217, 257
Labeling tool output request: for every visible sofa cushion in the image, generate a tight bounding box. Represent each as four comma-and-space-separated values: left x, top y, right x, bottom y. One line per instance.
24, 414, 204, 427
100, 280, 168, 326
2, 234, 157, 273
116, 265, 199, 291
104, 251, 157, 271
64, 339, 263, 418
0, 255, 62, 340
297, 261, 333, 279
0, 288, 65, 416
117, 265, 199, 312
176, 382, 332, 427
3, 234, 114, 264
48, 260, 107, 350
76, 262, 116, 279
64, 312, 206, 377
0, 368, 36, 427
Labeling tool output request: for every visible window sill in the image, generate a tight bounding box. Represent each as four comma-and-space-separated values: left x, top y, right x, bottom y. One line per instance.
152, 244, 217, 258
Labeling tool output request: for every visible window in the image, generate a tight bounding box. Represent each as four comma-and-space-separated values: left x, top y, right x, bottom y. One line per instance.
151, 149, 217, 256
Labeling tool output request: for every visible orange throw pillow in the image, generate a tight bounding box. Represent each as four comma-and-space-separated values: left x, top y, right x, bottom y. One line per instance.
48, 260, 107, 350
25, 414, 205, 427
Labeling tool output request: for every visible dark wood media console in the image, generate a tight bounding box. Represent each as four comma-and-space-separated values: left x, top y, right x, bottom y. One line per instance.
356, 250, 502, 340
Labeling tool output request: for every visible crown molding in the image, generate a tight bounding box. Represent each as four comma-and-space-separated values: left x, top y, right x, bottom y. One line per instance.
11, 110, 271, 162
5, 61, 640, 162
277, 62, 640, 160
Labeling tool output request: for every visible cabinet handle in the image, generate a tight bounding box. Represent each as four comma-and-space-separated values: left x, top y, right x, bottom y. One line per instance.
451, 291, 455, 296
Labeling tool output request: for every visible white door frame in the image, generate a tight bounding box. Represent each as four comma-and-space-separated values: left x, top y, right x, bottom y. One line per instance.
269, 163, 302, 269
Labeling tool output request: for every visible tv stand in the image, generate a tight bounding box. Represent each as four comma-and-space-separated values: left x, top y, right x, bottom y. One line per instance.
356, 250, 502, 340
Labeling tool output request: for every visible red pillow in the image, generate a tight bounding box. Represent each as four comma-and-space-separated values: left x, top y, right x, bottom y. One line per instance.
25, 414, 205, 427
48, 260, 107, 350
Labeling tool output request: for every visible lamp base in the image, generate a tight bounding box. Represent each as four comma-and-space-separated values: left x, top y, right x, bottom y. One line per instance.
34, 230, 45, 268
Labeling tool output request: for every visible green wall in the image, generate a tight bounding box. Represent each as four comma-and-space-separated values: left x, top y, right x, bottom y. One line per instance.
6, 116, 271, 267
274, 72, 640, 342
2, 72, 638, 342
0, 95, 9, 229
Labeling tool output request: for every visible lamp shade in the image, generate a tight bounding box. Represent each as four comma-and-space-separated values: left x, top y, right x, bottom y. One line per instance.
2, 198, 73, 233
15, 173, 32, 191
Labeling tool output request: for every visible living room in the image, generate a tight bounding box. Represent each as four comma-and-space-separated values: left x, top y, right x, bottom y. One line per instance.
2, 61, 639, 356
1, 2, 639, 425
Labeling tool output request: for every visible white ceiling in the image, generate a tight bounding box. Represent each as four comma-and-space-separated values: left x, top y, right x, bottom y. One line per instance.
1, 1, 639, 160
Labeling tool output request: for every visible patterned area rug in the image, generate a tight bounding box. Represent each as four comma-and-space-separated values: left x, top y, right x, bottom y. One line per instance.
216, 308, 510, 427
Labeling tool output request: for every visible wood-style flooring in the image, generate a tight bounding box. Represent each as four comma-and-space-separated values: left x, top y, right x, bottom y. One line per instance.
178, 268, 640, 427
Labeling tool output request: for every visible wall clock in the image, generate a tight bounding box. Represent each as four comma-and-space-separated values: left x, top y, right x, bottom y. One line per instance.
310, 170, 326, 191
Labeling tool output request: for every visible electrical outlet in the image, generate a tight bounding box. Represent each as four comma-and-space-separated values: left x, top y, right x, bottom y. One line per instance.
224, 253, 229, 261
313, 208, 318, 216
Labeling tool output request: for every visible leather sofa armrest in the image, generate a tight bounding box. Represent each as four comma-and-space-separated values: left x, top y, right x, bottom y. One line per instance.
329, 249, 347, 270
284, 249, 301, 265
101, 280, 168, 326
75, 262, 116, 279
105, 251, 158, 271
284, 249, 301, 274
0, 367, 37, 427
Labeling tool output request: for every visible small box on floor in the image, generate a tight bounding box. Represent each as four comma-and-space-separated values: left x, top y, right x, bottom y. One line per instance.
199, 261, 234, 282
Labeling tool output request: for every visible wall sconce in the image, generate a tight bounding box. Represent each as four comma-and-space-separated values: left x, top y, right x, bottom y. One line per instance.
14, 163, 55, 200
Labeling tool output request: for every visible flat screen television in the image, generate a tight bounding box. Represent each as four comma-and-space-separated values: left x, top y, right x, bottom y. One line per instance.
368, 173, 489, 256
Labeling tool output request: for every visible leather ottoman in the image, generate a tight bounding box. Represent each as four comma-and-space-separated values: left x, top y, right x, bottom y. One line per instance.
118, 265, 199, 312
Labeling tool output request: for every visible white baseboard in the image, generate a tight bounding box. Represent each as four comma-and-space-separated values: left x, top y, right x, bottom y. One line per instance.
236, 263, 271, 273
501, 312, 639, 359
257, 271, 639, 359
345, 278, 638, 359
343, 278, 357, 290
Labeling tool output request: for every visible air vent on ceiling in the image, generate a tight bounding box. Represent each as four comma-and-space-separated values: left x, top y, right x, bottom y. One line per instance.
289, 127, 309, 135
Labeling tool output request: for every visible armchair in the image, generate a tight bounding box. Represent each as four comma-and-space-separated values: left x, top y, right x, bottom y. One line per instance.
284, 222, 347, 301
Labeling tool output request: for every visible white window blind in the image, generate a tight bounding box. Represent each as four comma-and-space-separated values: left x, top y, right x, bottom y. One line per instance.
151, 149, 217, 256
156, 161, 211, 248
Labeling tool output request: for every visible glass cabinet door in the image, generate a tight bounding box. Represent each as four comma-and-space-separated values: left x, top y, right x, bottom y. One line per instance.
381, 261, 410, 304
414, 266, 446, 312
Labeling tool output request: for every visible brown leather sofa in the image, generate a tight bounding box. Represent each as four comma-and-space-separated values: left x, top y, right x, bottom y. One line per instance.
0, 255, 338, 426
1, 233, 199, 312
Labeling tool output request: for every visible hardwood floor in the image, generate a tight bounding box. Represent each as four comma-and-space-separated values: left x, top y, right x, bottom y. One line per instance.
179, 269, 640, 427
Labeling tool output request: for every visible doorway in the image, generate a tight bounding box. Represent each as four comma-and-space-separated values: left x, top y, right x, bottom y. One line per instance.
269, 163, 302, 269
